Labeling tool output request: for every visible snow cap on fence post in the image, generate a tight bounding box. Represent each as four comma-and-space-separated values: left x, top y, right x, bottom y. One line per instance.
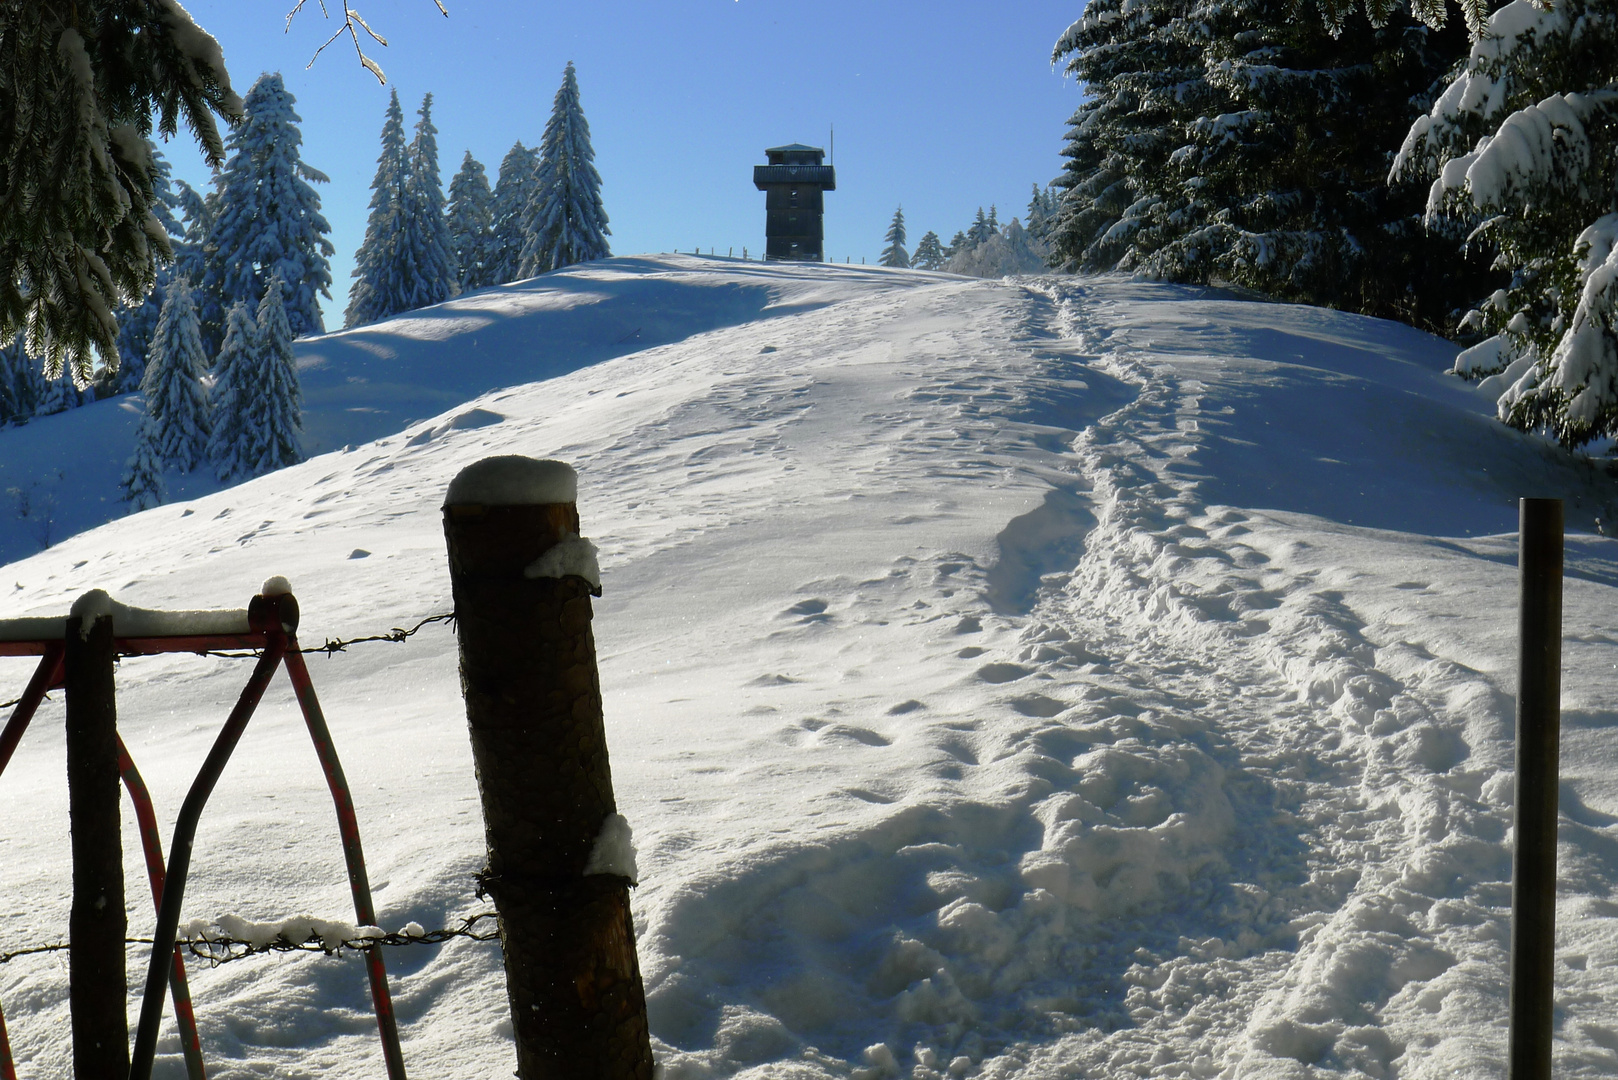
442, 454, 652, 1080
444, 455, 578, 506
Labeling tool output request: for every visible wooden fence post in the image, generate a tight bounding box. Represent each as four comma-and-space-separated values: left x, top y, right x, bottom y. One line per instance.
1509, 497, 1564, 1080
442, 456, 652, 1080
64, 597, 128, 1079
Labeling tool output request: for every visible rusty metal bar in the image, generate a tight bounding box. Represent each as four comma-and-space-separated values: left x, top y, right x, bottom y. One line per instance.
4, 594, 408, 1079
114, 634, 266, 656
128, 601, 289, 1080
0, 645, 62, 1080
0, 644, 64, 775
0, 998, 16, 1080
117, 737, 207, 1080
282, 644, 407, 1080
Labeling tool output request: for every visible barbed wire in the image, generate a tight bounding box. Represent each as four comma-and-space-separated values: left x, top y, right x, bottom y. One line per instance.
0, 612, 458, 709
0, 912, 499, 969
199, 611, 457, 660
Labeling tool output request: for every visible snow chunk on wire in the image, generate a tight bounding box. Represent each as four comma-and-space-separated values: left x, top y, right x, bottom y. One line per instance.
180, 914, 384, 952
583, 813, 638, 884
445, 455, 577, 506
524, 533, 601, 592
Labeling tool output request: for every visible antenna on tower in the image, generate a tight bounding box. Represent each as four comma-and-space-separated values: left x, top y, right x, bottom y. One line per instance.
830, 123, 834, 166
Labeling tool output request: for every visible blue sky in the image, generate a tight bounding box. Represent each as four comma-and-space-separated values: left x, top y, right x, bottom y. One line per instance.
163, 1, 1083, 327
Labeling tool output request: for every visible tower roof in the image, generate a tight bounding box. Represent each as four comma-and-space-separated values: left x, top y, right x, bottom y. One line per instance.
765, 143, 823, 154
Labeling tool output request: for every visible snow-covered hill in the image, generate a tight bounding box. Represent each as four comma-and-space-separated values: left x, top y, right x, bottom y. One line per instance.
2, 256, 1617, 1079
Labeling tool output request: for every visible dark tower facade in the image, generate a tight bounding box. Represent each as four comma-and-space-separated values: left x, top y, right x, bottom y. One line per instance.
753, 144, 836, 262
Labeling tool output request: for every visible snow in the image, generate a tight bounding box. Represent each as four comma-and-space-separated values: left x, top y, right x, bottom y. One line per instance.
154, 0, 240, 116
583, 813, 639, 883
1457, 94, 1599, 211
444, 455, 578, 506
0, 591, 251, 642
1, 256, 1617, 1079
179, 915, 384, 952
524, 533, 601, 591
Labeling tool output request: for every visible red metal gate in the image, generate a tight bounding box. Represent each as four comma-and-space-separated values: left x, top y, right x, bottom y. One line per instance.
0, 583, 406, 1080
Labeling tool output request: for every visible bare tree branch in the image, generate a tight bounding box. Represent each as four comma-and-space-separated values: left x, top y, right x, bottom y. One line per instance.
286, 1, 446, 85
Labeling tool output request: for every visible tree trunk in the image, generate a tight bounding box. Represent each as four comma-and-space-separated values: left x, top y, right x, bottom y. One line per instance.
65, 612, 129, 1079
444, 484, 652, 1080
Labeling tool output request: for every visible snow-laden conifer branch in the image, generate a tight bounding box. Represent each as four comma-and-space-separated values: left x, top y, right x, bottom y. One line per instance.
0, 1, 240, 381
1395, 0, 1618, 447
1046, 0, 1482, 329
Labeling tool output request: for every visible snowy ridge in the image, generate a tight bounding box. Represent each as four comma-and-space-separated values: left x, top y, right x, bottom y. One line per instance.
1, 258, 1616, 1079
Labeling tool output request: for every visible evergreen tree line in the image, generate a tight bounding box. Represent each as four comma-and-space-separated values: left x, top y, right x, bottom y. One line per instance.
9, 59, 611, 514
1051, 0, 1618, 450
880, 187, 1060, 277
346, 61, 610, 328
2, 69, 321, 510
121, 272, 303, 510
1047, 0, 1487, 333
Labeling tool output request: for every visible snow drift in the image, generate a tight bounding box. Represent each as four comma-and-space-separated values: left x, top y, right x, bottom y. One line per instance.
1, 256, 1616, 1079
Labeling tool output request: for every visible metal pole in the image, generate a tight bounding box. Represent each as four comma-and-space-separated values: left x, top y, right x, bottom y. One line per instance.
1509, 497, 1564, 1080
443, 456, 652, 1080
65, 610, 128, 1079
128, 597, 288, 1080
117, 737, 207, 1080
282, 644, 407, 1080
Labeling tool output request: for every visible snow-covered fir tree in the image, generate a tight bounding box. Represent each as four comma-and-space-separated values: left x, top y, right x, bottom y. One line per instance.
1394, 0, 1618, 447
120, 414, 167, 512
346, 90, 410, 328
401, 94, 457, 309
0, 338, 47, 426
114, 284, 166, 397
880, 207, 910, 268
112, 144, 190, 397
487, 143, 539, 284
0, 0, 240, 382
240, 275, 304, 477
141, 278, 211, 472
1047, 0, 1226, 273
965, 207, 995, 251
912, 232, 947, 271
519, 62, 611, 275
35, 371, 86, 416
1049, 0, 1481, 328
946, 218, 1050, 277
1025, 184, 1060, 243
170, 179, 217, 300
203, 72, 334, 345
446, 151, 496, 293
207, 301, 260, 481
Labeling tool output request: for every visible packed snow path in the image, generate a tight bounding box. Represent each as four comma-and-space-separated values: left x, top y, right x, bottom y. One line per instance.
1, 259, 1616, 1079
